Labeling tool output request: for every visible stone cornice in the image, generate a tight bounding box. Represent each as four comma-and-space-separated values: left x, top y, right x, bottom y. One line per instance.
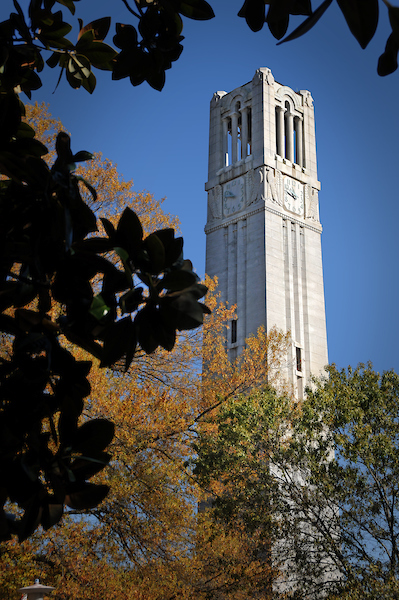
204, 203, 323, 235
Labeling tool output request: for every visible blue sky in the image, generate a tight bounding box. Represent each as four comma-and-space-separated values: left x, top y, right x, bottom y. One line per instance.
5, 1, 399, 374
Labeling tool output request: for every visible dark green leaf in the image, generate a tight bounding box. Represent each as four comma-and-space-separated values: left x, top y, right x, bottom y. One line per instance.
15, 122, 35, 139
113, 22, 138, 49
179, 0, 215, 20
267, 1, 290, 39
46, 51, 60, 68
67, 54, 91, 81
89, 294, 111, 322
82, 73, 97, 94
41, 502, 63, 530
79, 42, 117, 71
75, 175, 97, 200
71, 418, 115, 454
290, 0, 312, 16
378, 33, 399, 76
337, 0, 378, 49
277, 0, 333, 45
100, 317, 137, 369
135, 305, 175, 353
70, 452, 112, 480
238, 0, 265, 32
66, 483, 109, 510
72, 150, 94, 163
73, 237, 114, 254
115, 207, 143, 254
55, 0, 77, 14
142, 233, 165, 274
160, 269, 198, 292
101, 217, 116, 239
78, 16, 111, 41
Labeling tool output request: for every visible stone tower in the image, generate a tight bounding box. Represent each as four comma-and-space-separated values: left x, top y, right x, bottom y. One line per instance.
205, 67, 328, 395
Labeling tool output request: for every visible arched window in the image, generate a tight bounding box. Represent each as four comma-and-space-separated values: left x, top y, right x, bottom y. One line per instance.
221, 100, 252, 168
275, 98, 304, 167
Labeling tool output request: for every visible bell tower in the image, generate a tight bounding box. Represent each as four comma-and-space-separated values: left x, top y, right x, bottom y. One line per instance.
205, 67, 328, 395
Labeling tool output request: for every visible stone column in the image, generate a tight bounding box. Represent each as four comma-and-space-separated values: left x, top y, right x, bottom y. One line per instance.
285, 110, 294, 162
295, 116, 303, 167
241, 107, 248, 159
222, 119, 229, 167
222, 118, 229, 167
276, 106, 285, 158
231, 112, 239, 164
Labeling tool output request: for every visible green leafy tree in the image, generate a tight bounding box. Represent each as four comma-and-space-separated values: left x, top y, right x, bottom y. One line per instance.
194, 365, 399, 599
279, 364, 399, 599
192, 388, 296, 598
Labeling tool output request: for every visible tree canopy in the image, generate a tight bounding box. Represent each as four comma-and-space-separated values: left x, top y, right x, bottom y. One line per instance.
194, 363, 399, 599
0, 0, 395, 102
0, 52, 209, 541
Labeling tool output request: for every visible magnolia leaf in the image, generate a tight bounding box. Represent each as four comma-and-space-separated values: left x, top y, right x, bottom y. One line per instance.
71, 418, 115, 454
78, 16, 111, 41
89, 294, 110, 322
115, 207, 143, 256
100, 317, 137, 369
70, 452, 112, 480
55, 0, 77, 15
142, 233, 166, 274
378, 33, 399, 76
41, 502, 63, 530
238, 0, 265, 32
277, 0, 333, 45
179, 0, 215, 20
80, 43, 117, 71
337, 0, 378, 49
159, 269, 198, 292
65, 483, 110, 510
72, 150, 94, 162
81, 70, 97, 93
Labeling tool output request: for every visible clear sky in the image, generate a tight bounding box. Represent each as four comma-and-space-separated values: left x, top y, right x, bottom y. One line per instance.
4, 1, 399, 374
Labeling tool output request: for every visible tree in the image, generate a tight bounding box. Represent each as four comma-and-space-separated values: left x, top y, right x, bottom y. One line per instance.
1, 0, 391, 551
194, 364, 399, 599
277, 363, 399, 599
24, 101, 180, 234
0, 267, 292, 599
0, 0, 396, 101
0, 79, 209, 541
193, 388, 295, 599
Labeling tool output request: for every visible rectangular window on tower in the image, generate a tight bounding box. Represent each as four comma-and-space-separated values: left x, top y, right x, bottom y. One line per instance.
247, 108, 252, 156
231, 319, 237, 344
296, 346, 302, 373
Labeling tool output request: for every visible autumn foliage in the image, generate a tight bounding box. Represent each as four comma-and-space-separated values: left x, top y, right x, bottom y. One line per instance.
0, 104, 293, 599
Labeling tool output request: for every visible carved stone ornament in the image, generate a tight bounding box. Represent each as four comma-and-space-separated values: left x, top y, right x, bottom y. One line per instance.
252, 69, 264, 86
207, 185, 222, 222
265, 167, 283, 206
302, 91, 314, 108
305, 186, 319, 221
247, 168, 264, 205
211, 91, 226, 106
264, 68, 274, 86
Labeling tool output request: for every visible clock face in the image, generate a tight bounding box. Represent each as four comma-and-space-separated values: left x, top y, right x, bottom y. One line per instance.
223, 177, 245, 216
284, 177, 304, 216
